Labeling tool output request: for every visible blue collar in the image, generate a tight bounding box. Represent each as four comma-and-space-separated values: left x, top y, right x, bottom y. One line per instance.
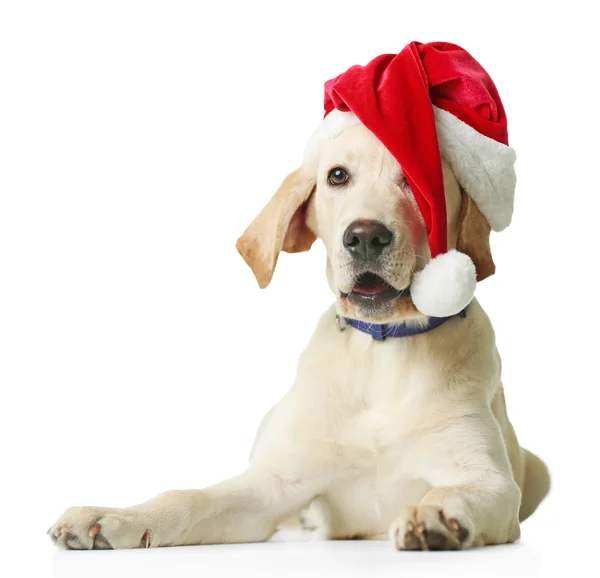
340, 307, 468, 341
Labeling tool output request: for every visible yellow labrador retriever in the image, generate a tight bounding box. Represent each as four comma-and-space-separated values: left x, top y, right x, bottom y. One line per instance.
49, 122, 549, 551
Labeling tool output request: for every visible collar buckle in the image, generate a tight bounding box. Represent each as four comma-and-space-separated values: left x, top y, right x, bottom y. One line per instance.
335, 314, 348, 332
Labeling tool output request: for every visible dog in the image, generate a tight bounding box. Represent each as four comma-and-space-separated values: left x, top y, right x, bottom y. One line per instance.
49, 42, 550, 551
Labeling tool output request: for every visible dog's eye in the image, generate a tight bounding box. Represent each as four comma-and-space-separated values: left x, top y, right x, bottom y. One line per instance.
327, 167, 349, 186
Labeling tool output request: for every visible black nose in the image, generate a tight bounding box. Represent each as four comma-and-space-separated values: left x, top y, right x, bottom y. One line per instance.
343, 220, 393, 260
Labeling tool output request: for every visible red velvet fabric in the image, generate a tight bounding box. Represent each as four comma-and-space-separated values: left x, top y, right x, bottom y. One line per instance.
323, 41, 508, 257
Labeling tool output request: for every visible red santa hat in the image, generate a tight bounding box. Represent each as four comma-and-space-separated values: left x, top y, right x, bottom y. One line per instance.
304, 41, 516, 317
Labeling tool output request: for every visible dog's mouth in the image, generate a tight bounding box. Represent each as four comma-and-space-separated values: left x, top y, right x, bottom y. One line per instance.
341, 272, 409, 305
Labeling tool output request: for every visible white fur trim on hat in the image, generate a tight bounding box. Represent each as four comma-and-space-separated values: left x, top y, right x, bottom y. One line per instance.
410, 249, 476, 317
304, 109, 360, 166
433, 106, 516, 232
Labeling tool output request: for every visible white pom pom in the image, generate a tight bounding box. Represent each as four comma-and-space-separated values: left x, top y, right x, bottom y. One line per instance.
410, 250, 477, 317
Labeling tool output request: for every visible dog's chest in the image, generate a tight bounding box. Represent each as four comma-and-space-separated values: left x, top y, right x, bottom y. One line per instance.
331, 334, 435, 456
315, 395, 434, 537
315, 335, 437, 535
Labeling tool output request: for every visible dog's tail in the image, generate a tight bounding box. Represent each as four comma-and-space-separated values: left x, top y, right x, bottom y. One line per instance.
519, 448, 550, 522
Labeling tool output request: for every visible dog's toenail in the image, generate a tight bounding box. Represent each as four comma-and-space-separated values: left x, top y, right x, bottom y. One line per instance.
89, 524, 101, 537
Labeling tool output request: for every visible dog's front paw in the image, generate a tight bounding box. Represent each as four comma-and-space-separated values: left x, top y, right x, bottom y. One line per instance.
48, 506, 154, 550
389, 505, 471, 551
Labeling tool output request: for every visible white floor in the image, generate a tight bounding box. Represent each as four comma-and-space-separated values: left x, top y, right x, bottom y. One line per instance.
26, 525, 573, 578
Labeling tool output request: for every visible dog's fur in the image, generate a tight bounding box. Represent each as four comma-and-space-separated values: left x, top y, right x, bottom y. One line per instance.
49, 123, 549, 551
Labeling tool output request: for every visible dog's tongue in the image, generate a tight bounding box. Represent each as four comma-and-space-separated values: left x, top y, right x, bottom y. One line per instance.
352, 273, 391, 295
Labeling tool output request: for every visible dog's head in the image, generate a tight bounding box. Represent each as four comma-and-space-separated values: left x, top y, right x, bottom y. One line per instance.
236, 122, 495, 324
237, 43, 518, 323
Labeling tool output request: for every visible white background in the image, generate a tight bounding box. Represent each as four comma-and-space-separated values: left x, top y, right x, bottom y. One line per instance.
1, 1, 598, 576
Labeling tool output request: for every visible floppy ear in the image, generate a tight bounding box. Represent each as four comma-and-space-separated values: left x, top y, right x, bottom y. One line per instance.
236, 168, 316, 288
455, 189, 496, 281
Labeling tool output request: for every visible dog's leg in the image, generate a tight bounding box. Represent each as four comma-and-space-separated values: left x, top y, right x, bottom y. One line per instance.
389, 412, 522, 551
48, 467, 319, 549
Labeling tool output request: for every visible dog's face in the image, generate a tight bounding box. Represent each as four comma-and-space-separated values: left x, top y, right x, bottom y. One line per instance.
237, 124, 493, 324
306, 125, 462, 323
